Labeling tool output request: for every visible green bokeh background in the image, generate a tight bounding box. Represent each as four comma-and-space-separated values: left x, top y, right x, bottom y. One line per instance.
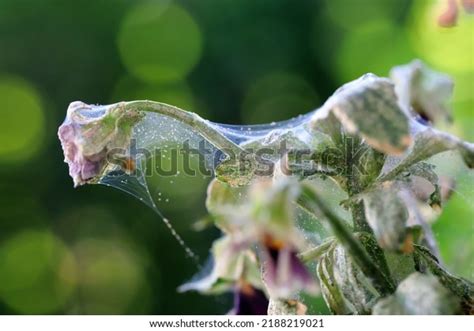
0, 0, 472, 314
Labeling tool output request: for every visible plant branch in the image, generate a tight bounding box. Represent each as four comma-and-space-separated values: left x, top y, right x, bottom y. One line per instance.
123, 100, 244, 155
299, 184, 395, 295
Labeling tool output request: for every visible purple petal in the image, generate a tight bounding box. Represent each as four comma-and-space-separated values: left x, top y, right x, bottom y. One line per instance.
231, 285, 269, 315
58, 121, 105, 187
262, 245, 318, 298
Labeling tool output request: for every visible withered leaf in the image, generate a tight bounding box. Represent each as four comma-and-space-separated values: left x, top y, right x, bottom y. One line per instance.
390, 59, 454, 124
311, 74, 411, 155
317, 242, 379, 314
363, 182, 409, 252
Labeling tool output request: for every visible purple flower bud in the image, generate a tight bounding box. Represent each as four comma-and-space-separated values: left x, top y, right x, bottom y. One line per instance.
261, 236, 318, 299
230, 282, 269, 315
58, 101, 143, 187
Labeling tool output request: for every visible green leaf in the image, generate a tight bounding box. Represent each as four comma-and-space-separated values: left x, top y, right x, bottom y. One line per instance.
354, 145, 386, 189
300, 185, 395, 295
309, 112, 342, 146
299, 239, 335, 263
215, 130, 312, 186
206, 179, 240, 212
414, 245, 474, 313
215, 154, 257, 187
372, 272, 460, 315
311, 74, 411, 155
380, 124, 474, 181
363, 182, 409, 252
390, 59, 453, 124
384, 252, 416, 285
317, 247, 348, 314
205, 179, 244, 232
250, 178, 301, 241
317, 242, 379, 314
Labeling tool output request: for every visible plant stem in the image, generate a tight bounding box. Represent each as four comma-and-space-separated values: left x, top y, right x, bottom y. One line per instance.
123, 100, 244, 155
343, 135, 370, 232
350, 200, 372, 233
342, 135, 394, 291
300, 184, 395, 295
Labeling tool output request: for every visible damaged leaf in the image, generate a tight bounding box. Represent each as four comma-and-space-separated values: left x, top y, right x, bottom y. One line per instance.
317, 242, 379, 314
311, 74, 411, 155
381, 123, 474, 181
390, 59, 454, 124
363, 182, 410, 252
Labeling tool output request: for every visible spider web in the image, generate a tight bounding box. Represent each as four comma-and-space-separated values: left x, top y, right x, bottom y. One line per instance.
92, 106, 472, 269
95, 109, 322, 264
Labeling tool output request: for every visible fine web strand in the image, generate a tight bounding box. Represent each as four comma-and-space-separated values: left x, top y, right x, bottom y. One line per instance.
98, 111, 224, 267
211, 110, 315, 144
94, 106, 324, 266
99, 166, 201, 266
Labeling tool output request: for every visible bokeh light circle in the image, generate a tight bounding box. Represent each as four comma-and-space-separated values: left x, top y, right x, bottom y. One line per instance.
242, 72, 319, 124
0, 76, 45, 162
117, 2, 203, 83
73, 239, 149, 314
0, 230, 76, 313
324, 0, 404, 30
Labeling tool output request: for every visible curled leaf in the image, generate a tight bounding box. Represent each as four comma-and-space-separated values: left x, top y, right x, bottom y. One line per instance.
311, 74, 411, 155
390, 60, 454, 124
381, 122, 474, 181
404, 162, 442, 209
